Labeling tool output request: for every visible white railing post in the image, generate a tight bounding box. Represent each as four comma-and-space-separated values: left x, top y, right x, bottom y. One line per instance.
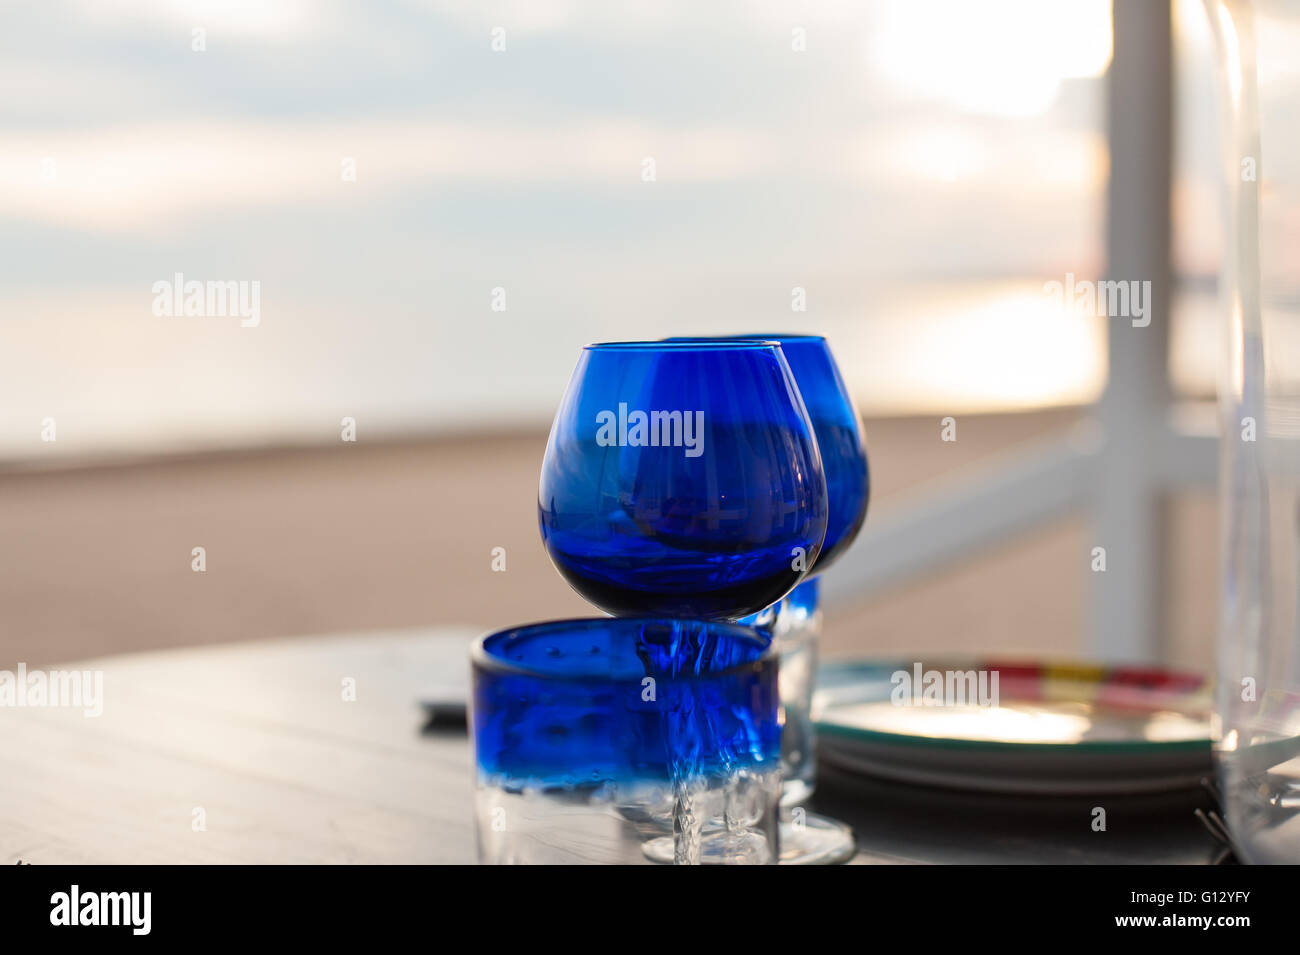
1091, 0, 1174, 662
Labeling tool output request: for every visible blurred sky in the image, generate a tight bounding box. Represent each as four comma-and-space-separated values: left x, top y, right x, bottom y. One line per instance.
0, 0, 1230, 460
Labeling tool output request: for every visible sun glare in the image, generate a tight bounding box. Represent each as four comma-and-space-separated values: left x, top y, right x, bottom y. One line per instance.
870, 0, 1113, 117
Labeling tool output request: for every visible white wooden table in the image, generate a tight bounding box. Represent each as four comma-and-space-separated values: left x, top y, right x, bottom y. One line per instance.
0, 629, 479, 864
0, 629, 1217, 864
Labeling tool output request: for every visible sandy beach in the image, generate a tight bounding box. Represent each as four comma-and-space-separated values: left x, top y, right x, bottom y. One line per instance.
0, 407, 1217, 673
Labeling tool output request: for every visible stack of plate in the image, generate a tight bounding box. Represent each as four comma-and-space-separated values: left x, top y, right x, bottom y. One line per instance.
813, 659, 1213, 795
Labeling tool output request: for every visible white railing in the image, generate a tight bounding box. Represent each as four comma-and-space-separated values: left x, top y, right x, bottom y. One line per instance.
824, 1, 1216, 663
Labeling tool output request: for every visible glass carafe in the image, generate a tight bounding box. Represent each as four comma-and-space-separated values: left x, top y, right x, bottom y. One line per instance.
1208, 0, 1300, 863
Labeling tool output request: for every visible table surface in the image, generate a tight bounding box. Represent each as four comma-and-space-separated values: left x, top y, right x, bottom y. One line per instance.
0, 629, 1220, 864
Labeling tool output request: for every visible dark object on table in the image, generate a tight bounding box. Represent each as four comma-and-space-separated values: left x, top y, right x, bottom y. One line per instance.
420, 690, 467, 734
1195, 777, 1239, 865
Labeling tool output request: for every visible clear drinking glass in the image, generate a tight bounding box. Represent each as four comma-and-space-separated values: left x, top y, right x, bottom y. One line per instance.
471, 617, 782, 864
767, 577, 823, 805
1208, 0, 1300, 863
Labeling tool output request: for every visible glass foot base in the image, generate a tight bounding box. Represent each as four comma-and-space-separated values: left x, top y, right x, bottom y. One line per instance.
778, 812, 855, 865
639, 814, 853, 865
641, 830, 774, 865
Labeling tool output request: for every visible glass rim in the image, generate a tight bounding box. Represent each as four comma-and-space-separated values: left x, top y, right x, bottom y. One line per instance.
583, 340, 781, 352
471, 616, 777, 681
667, 333, 827, 344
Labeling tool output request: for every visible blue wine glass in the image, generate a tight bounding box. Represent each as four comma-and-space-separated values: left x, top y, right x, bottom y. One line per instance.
667, 334, 868, 864
539, 341, 829, 621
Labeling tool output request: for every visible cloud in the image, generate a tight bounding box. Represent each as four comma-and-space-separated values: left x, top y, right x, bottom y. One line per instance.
0, 109, 1105, 234
0, 117, 797, 231
68, 0, 325, 39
